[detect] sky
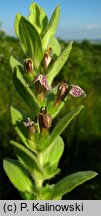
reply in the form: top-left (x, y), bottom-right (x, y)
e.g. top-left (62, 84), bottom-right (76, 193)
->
top-left (0, 0), bottom-right (101, 40)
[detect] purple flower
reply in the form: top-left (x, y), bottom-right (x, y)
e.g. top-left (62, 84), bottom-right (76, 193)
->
top-left (69, 85), bottom-right (86, 98)
top-left (27, 74), bottom-right (52, 90)
top-left (23, 118), bottom-right (36, 135)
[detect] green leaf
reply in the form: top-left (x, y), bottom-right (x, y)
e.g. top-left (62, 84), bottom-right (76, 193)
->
top-left (50, 171), bottom-right (98, 199)
top-left (40, 136), bottom-right (64, 167)
top-left (10, 55), bottom-right (22, 68)
top-left (11, 141), bottom-right (44, 175)
top-left (10, 63), bottom-right (39, 113)
top-left (47, 41), bottom-right (73, 84)
top-left (14, 13), bottom-right (21, 38)
top-left (42, 5), bottom-right (60, 50)
top-left (19, 16), bottom-right (43, 69)
top-left (10, 106), bottom-right (29, 147)
top-left (46, 105), bottom-right (84, 147)
top-left (3, 159), bottom-right (34, 193)
top-left (28, 3), bottom-right (48, 35)
top-left (38, 136), bottom-right (64, 180)
top-left (47, 37), bottom-right (61, 56)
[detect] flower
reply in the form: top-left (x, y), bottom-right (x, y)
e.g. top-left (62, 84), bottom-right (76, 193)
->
top-left (43, 47), bottom-right (53, 70)
top-left (24, 58), bottom-right (33, 73)
top-left (69, 85), bottom-right (86, 98)
top-left (57, 82), bottom-right (69, 101)
top-left (39, 107), bottom-right (52, 130)
top-left (23, 117), bottom-right (36, 136)
top-left (23, 117), bottom-right (34, 127)
top-left (54, 82), bottom-right (70, 106)
top-left (27, 74), bottom-right (52, 90)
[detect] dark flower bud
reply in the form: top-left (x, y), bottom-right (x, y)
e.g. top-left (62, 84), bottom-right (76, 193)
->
top-left (42, 113), bottom-right (52, 129)
top-left (39, 107), bottom-right (52, 131)
top-left (24, 58), bottom-right (33, 73)
top-left (57, 82), bottom-right (69, 101)
top-left (43, 47), bottom-right (53, 70)
top-left (54, 82), bottom-right (69, 106)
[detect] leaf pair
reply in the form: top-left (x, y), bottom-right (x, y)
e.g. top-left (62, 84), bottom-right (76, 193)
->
top-left (4, 157), bottom-right (97, 200)
top-left (27, 3), bottom-right (60, 52)
top-left (14, 3), bottom-right (60, 71)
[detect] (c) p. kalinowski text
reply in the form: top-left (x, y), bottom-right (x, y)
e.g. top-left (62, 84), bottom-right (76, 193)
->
top-left (32, 202), bottom-right (84, 211)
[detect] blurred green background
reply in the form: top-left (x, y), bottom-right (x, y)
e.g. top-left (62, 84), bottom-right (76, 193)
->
top-left (0, 30), bottom-right (101, 199)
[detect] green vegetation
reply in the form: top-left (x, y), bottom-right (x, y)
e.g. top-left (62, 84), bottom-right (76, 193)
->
top-left (0, 31), bottom-right (101, 199)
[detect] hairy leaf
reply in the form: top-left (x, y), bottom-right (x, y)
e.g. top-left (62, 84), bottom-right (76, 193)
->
top-left (28, 3), bottom-right (48, 35)
top-left (42, 5), bottom-right (60, 50)
top-left (46, 105), bottom-right (84, 147)
top-left (39, 136), bottom-right (64, 167)
top-left (3, 159), bottom-right (34, 193)
top-left (11, 141), bottom-right (44, 175)
top-left (50, 171), bottom-right (98, 199)
top-left (19, 16), bottom-right (43, 69)
top-left (47, 41), bottom-right (73, 84)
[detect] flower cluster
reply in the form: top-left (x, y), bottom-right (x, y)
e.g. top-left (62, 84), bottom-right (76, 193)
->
top-left (23, 50), bottom-right (86, 137)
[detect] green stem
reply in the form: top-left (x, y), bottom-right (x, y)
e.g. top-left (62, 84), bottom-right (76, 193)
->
top-left (35, 178), bottom-right (43, 188)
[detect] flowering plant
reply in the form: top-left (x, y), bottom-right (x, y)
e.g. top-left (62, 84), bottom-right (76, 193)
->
top-left (3, 2), bottom-right (97, 200)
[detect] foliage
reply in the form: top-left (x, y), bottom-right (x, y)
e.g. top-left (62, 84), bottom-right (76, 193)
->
top-left (1, 3), bottom-right (97, 200)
